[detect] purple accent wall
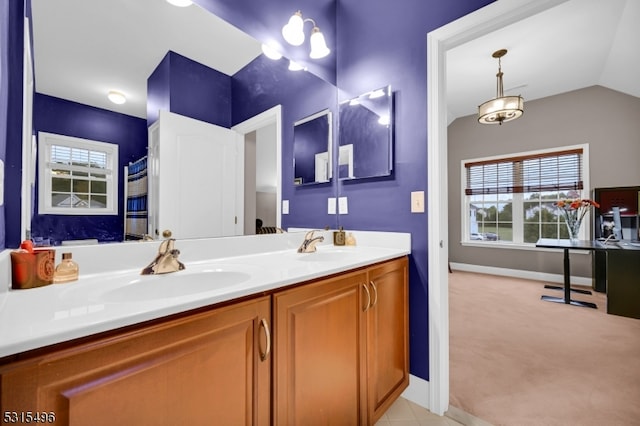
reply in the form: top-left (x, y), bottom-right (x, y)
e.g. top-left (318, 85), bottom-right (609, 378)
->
top-left (336, 0), bottom-right (494, 380)
top-left (148, 51), bottom-right (232, 128)
top-left (147, 54), bottom-right (171, 127)
top-left (0, 0), bottom-right (10, 249)
top-left (232, 54), bottom-right (338, 230)
top-left (3, 0), bottom-right (26, 249)
top-left (31, 94), bottom-right (148, 244)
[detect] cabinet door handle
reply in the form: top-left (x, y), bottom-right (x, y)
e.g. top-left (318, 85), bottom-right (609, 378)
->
top-left (370, 281), bottom-right (378, 308)
top-left (362, 283), bottom-right (371, 312)
top-left (259, 318), bottom-right (271, 361)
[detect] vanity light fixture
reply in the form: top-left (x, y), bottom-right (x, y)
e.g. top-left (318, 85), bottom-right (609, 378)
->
top-left (478, 49), bottom-right (524, 125)
top-left (107, 90), bottom-right (126, 105)
top-left (165, 0), bottom-right (192, 7)
top-left (282, 11), bottom-right (331, 59)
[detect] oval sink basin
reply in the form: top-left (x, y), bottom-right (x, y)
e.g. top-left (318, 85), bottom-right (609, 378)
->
top-left (94, 269), bottom-right (251, 303)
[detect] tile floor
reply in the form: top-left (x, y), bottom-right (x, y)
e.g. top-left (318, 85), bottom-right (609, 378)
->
top-left (375, 398), bottom-right (464, 426)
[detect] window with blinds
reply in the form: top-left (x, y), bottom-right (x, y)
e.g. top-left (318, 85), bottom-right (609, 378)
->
top-left (38, 132), bottom-right (118, 215)
top-left (462, 146), bottom-right (588, 244)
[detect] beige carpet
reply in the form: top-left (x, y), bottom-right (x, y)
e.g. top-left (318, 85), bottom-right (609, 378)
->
top-left (449, 271), bottom-right (640, 426)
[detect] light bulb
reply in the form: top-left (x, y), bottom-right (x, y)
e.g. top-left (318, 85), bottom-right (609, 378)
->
top-left (309, 27), bottom-right (330, 59)
top-left (282, 11), bottom-right (305, 46)
top-left (288, 60), bottom-right (305, 71)
top-left (108, 90), bottom-right (126, 105)
top-left (261, 43), bottom-right (282, 60)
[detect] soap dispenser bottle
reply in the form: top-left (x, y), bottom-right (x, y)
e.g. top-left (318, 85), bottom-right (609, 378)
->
top-left (54, 252), bottom-right (79, 283)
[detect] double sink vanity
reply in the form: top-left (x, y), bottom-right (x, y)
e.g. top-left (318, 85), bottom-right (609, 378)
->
top-left (0, 230), bottom-right (410, 425)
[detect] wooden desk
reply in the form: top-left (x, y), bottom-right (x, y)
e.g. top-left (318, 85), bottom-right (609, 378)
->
top-left (535, 239), bottom-right (604, 309)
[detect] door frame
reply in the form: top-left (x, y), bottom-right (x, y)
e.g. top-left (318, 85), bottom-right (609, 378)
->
top-left (232, 105), bottom-right (283, 228)
top-left (426, 0), bottom-right (567, 415)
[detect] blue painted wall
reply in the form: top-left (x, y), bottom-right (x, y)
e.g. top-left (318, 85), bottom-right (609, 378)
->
top-left (148, 51), bottom-right (232, 128)
top-left (4, 0), bottom-right (26, 249)
top-left (0, 0), bottom-right (10, 249)
top-left (30, 94), bottom-right (148, 244)
top-left (335, 0), bottom-right (494, 380)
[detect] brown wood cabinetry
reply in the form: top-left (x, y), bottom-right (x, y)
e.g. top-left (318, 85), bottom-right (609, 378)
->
top-left (0, 257), bottom-right (408, 425)
top-left (366, 258), bottom-right (410, 423)
top-left (0, 296), bottom-right (272, 426)
top-left (273, 257), bottom-right (409, 425)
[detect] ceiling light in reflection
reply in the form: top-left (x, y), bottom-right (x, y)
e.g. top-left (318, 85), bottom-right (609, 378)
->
top-left (107, 90), bottom-right (127, 105)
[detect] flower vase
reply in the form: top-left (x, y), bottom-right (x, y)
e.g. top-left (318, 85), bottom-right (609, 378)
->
top-left (566, 219), bottom-right (582, 243)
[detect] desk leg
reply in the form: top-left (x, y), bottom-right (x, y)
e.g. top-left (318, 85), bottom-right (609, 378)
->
top-left (541, 247), bottom-right (597, 309)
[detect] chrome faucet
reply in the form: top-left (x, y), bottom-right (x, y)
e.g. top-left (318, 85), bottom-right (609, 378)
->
top-left (297, 230), bottom-right (325, 253)
top-left (141, 238), bottom-right (185, 275)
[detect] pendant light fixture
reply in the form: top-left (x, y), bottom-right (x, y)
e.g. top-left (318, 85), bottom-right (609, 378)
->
top-left (281, 11), bottom-right (331, 59)
top-left (478, 49), bottom-right (524, 125)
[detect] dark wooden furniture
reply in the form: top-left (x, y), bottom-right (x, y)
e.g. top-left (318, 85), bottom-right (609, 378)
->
top-left (592, 186), bottom-right (640, 292)
top-left (606, 245), bottom-right (640, 319)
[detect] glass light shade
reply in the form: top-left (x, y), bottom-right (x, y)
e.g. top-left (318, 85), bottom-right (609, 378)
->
top-left (478, 95), bottom-right (523, 124)
top-left (282, 12), bottom-right (305, 46)
top-left (309, 28), bottom-right (330, 59)
top-left (107, 90), bottom-right (126, 105)
top-left (261, 43), bottom-right (282, 60)
top-left (166, 0), bottom-right (192, 7)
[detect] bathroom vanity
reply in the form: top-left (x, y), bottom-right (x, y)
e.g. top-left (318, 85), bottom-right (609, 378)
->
top-left (0, 231), bottom-right (410, 425)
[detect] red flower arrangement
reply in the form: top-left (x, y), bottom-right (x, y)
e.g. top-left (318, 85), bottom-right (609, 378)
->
top-left (555, 198), bottom-right (600, 240)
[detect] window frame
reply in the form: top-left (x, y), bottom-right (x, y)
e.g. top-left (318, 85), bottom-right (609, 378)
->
top-left (38, 132), bottom-right (119, 215)
top-left (460, 143), bottom-right (590, 248)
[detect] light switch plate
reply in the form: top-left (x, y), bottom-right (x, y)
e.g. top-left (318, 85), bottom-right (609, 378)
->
top-left (282, 199), bottom-right (289, 214)
top-left (338, 197), bottom-right (348, 214)
top-left (328, 197), bottom-right (337, 215)
top-left (411, 191), bottom-right (424, 213)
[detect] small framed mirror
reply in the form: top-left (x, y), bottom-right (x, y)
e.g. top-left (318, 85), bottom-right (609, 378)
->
top-left (293, 109), bottom-right (333, 186)
top-left (338, 85), bottom-right (393, 180)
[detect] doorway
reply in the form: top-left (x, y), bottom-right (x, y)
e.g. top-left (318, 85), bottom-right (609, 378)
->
top-left (232, 105), bottom-right (282, 235)
top-left (426, 0), bottom-right (566, 415)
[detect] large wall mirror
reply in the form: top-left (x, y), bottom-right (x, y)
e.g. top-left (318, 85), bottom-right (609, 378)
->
top-left (293, 109), bottom-right (333, 186)
top-left (338, 85), bottom-right (393, 180)
top-left (25, 0), bottom-right (339, 244)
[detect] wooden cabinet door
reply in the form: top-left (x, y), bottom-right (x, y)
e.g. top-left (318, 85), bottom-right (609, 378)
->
top-left (273, 271), bottom-right (368, 425)
top-left (0, 296), bottom-right (271, 426)
top-left (366, 257), bottom-right (409, 423)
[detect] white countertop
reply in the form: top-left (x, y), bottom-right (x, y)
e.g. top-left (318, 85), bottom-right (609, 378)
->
top-left (0, 230), bottom-right (410, 359)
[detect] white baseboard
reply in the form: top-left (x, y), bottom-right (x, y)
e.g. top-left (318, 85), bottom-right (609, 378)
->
top-left (449, 262), bottom-right (593, 287)
top-left (401, 374), bottom-right (430, 410)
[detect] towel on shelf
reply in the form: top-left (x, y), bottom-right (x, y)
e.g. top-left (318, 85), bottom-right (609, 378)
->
top-left (124, 156), bottom-right (148, 240)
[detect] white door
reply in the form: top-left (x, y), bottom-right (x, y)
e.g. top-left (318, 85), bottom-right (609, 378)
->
top-left (149, 110), bottom-right (241, 240)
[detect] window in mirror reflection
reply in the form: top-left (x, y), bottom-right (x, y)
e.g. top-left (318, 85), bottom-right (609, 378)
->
top-left (339, 85), bottom-right (393, 180)
top-left (293, 109), bottom-right (333, 186)
top-left (38, 132), bottom-right (118, 215)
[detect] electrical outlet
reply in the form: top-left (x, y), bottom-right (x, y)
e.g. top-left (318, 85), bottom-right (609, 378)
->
top-left (282, 199), bottom-right (289, 214)
top-left (338, 197), bottom-right (348, 214)
top-left (411, 191), bottom-right (424, 213)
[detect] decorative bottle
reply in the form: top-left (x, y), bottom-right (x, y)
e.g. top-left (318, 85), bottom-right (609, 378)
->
top-left (54, 252), bottom-right (79, 283)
